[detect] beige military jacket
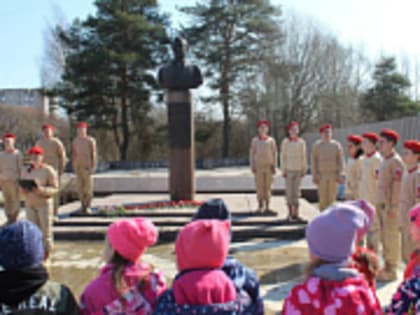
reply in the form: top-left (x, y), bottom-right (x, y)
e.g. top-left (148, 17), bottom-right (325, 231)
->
top-left (377, 151), bottom-right (405, 206)
top-left (72, 136), bottom-right (97, 171)
top-left (280, 137), bottom-right (307, 174)
top-left (36, 137), bottom-right (67, 174)
top-left (311, 139), bottom-right (344, 179)
top-left (21, 164), bottom-right (58, 208)
top-left (358, 151), bottom-right (382, 206)
top-left (0, 150), bottom-right (23, 182)
top-left (250, 136), bottom-right (277, 169)
top-left (399, 165), bottom-right (420, 226)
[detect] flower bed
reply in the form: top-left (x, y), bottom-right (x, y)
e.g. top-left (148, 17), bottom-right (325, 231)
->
top-left (95, 200), bottom-right (204, 216)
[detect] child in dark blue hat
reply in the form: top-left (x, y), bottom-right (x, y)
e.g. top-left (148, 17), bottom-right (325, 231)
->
top-left (0, 220), bottom-right (79, 314)
top-left (192, 198), bottom-right (264, 315)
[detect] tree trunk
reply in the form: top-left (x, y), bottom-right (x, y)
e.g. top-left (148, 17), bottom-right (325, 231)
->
top-left (120, 98), bottom-right (129, 160)
top-left (120, 67), bottom-right (130, 160)
top-left (222, 79), bottom-right (230, 158)
top-left (221, 40), bottom-right (231, 158)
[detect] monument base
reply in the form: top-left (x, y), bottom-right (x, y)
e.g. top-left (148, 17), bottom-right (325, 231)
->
top-left (167, 90), bottom-right (195, 201)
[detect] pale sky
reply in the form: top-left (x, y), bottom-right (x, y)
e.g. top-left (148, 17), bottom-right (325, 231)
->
top-left (0, 0), bottom-right (419, 88)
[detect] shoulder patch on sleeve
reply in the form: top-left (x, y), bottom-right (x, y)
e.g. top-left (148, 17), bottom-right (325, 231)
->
top-left (394, 167), bottom-right (402, 181)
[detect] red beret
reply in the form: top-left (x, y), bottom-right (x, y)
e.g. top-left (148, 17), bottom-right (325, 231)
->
top-left (347, 135), bottom-right (363, 145)
top-left (404, 140), bottom-right (420, 154)
top-left (42, 124), bottom-right (55, 130)
top-left (28, 146), bottom-right (44, 156)
top-left (380, 129), bottom-right (400, 142)
top-left (256, 120), bottom-right (270, 128)
top-left (2, 133), bottom-right (16, 140)
top-left (319, 124), bottom-right (332, 133)
top-left (362, 132), bottom-right (380, 144)
top-left (287, 121), bottom-right (299, 131)
top-left (77, 122), bottom-right (88, 129)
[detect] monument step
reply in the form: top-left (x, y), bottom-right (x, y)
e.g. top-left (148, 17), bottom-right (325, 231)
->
top-left (53, 224), bottom-right (305, 242)
top-left (67, 209), bottom-right (270, 218)
top-left (56, 215), bottom-right (305, 227)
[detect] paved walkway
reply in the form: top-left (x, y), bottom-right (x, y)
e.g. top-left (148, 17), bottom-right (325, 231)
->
top-left (58, 167), bottom-right (317, 194)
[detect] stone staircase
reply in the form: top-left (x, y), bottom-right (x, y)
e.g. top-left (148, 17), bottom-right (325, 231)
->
top-left (52, 194), bottom-right (319, 242)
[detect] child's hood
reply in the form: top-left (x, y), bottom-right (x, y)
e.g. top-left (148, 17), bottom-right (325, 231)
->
top-left (175, 220), bottom-right (231, 271)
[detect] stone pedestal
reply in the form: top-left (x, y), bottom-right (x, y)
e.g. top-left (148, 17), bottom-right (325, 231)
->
top-left (167, 90), bottom-right (195, 201)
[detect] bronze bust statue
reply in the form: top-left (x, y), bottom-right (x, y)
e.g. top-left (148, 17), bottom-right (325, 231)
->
top-left (158, 37), bottom-right (203, 90)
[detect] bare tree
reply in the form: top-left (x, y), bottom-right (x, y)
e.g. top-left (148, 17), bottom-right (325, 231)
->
top-left (40, 6), bottom-right (68, 91)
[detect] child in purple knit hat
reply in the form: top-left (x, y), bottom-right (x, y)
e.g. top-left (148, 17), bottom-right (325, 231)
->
top-left (281, 202), bottom-right (383, 315)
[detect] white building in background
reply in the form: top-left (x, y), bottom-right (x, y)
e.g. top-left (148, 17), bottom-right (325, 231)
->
top-left (0, 88), bottom-right (50, 115)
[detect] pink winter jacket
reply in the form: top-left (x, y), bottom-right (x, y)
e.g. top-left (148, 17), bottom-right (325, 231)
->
top-left (173, 270), bottom-right (237, 305)
top-left (80, 262), bottom-right (167, 315)
top-left (282, 275), bottom-right (383, 315)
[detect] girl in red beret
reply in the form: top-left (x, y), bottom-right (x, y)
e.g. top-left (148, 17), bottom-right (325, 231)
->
top-left (249, 120), bottom-right (277, 213)
top-left (345, 135), bottom-right (364, 200)
top-left (280, 121), bottom-right (307, 221)
top-left (20, 146), bottom-right (58, 258)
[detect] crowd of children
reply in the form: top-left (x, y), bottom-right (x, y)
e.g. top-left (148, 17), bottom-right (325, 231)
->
top-left (0, 198), bottom-right (420, 314)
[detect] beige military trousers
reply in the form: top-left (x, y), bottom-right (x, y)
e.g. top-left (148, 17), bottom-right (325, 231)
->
top-left (26, 203), bottom-right (53, 252)
top-left (1, 180), bottom-right (20, 221)
top-left (76, 167), bottom-right (93, 208)
top-left (318, 173), bottom-right (337, 211)
top-left (367, 203), bottom-right (401, 270)
top-left (285, 170), bottom-right (302, 207)
top-left (255, 166), bottom-right (274, 202)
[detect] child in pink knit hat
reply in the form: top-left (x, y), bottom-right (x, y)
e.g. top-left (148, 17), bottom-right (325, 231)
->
top-left (154, 220), bottom-right (241, 315)
top-left (80, 217), bottom-right (167, 315)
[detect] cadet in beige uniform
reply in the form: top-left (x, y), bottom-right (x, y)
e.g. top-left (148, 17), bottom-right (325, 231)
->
top-left (250, 120), bottom-right (277, 213)
top-left (36, 124), bottom-right (67, 217)
top-left (311, 124), bottom-right (344, 211)
top-left (72, 122), bottom-right (97, 213)
top-left (376, 129), bottom-right (404, 281)
top-left (345, 134), bottom-right (363, 200)
top-left (0, 133), bottom-right (23, 223)
top-left (359, 132), bottom-right (382, 248)
top-left (280, 121), bottom-right (307, 220)
top-left (20, 146), bottom-right (58, 255)
top-left (400, 140), bottom-right (420, 263)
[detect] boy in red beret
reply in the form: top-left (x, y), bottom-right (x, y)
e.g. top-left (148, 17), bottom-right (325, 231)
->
top-left (345, 134), bottom-right (363, 200)
top-left (400, 140), bottom-right (420, 263)
top-left (72, 122), bottom-right (97, 214)
top-left (36, 124), bottom-right (67, 217)
top-left (280, 121), bottom-right (307, 221)
top-left (375, 129), bottom-right (405, 281)
top-left (311, 124), bottom-right (345, 211)
top-left (0, 133), bottom-right (23, 223)
top-left (249, 120), bottom-right (277, 213)
top-left (358, 132), bottom-right (382, 247)
top-left (20, 146), bottom-right (58, 258)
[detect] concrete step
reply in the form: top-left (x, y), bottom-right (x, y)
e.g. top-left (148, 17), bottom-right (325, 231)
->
top-left (53, 224), bottom-right (306, 242)
top-left (67, 209), bottom-right (263, 218)
top-left (56, 215), bottom-right (304, 227)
